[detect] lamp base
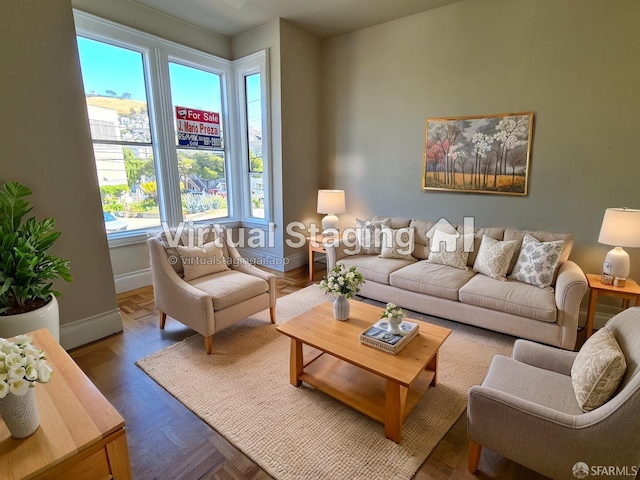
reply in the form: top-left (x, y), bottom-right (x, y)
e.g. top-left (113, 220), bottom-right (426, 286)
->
top-left (603, 246), bottom-right (630, 278)
top-left (321, 214), bottom-right (339, 234)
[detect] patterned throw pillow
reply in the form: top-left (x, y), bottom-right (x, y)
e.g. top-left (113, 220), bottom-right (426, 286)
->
top-left (472, 235), bottom-right (518, 281)
top-left (176, 241), bottom-right (229, 281)
top-left (509, 233), bottom-right (564, 290)
top-left (427, 229), bottom-right (471, 270)
top-left (571, 328), bottom-right (627, 412)
top-left (378, 227), bottom-right (416, 261)
top-left (355, 218), bottom-right (390, 255)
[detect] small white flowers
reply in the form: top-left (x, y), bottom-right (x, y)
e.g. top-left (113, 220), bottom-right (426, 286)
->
top-left (0, 336), bottom-right (53, 398)
top-left (381, 302), bottom-right (406, 320)
top-left (319, 264), bottom-right (364, 299)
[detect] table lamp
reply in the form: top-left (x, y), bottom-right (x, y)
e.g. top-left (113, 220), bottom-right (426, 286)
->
top-left (598, 207), bottom-right (640, 279)
top-left (317, 190), bottom-right (346, 233)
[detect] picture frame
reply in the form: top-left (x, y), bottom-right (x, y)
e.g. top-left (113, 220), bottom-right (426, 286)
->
top-left (422, 112), bottom-right (534, 195)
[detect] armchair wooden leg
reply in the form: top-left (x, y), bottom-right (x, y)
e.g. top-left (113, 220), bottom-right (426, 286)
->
top-left (270, 306), bottom-right (276, 324)
top-left (468, 440), bottom-right (482, 473)
top-left (159, 311), bottom-right (167, 329)
top-left (204, 335), bottom-right (213, 355)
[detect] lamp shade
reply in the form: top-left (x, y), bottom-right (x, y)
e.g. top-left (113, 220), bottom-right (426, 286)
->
top-left (598, 208), bottom-right (640, 247)
top-left (317, 190), bottom-right (346, 214)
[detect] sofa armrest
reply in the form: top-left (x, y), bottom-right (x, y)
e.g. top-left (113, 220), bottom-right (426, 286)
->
top-left (326, 232), bottom-right (357, 271)
top-left (554, 261), bottom-right (588, 350)
top-left (512, 339), bottom-right (578, 376)
top-left (147, 237), bottom-right (215, 335)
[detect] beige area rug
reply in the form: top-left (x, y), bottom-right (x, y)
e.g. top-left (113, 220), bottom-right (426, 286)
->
top-left (137, 286), bottom-right (514, 480)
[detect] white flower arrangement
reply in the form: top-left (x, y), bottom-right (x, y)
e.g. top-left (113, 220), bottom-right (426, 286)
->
top-left (0, 335), bottom-right (53, 398)
top-left (380, 303), bottom-right (406, 320)
top-left (319, 264), bottom-right (364, 299)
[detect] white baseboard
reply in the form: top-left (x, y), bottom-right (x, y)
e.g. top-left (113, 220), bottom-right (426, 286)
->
top-left (60, 308), bottom-right (123, 350)
top-left (114, 268), bottom-right (152, 294)
top-left (237, 248), bottom-right (307, 273)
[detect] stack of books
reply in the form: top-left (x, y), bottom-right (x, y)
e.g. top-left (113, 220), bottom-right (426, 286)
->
top-left (359, 319), bottom-right (419, 354)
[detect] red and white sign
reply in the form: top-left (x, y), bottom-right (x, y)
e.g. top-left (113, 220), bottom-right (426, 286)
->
top-left (175, 106), bottom-right (221, 148)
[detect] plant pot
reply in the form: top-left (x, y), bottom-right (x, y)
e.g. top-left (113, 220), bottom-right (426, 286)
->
top-left (333, 295), bottom-right (350, 321)
top-left (0, 295), bottom-right (59, 342)
top-left (0, 388), bottom-right (40, 438)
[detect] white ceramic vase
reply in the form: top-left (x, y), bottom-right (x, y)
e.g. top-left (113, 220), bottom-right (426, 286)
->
top-left (333, 295), bottom-right (350, 321)
top-left (387, 316), bottom-right (402, 335)
top-left (0, 388), bottom-right (40, 438)
top-left (0, 295), bottom-right (59, 342)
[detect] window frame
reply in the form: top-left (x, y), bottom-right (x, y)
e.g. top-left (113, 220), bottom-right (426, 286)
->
top-left (74, 10), bottom-right (271, 247)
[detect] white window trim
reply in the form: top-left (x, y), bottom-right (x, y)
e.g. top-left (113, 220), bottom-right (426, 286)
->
top-left (73, 11), bottom-right (271, 248)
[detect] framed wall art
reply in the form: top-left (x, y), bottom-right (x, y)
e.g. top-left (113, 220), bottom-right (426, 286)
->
top-left (422, 112), bottom-right (534, 195)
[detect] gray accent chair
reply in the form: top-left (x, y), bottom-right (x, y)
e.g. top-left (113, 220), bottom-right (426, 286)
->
top-left (467, 307), bottom-right (640, 480)
top-left (148, 226), bottom-right (276, 354)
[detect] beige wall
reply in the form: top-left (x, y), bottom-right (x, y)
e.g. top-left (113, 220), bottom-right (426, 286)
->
top-left (0, 0), bottom-right (118, 325)
top-left (279, 20), bottom-right (322, 257)
top-left (321, 0), bottom-right (640, 282)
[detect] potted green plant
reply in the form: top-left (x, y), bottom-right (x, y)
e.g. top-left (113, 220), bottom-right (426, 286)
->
top-left (0, 182), bottom-right (72, 341)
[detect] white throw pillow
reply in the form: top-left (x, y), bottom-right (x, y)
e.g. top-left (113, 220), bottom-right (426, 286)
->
top-left (177, 241), bottom-right (229, 281)
top-left (472, 235), bottom-right (518, 281)
top-left (571, 328), bottom-right (627, 412)
top-left (378, 227), bottom-right (416, 261)
top-left (427, 229), bottom-right (471, 270)
top-left (509, 233), bottom-right (564, 290)
top-left (355, 218), bottom-right (390, 255)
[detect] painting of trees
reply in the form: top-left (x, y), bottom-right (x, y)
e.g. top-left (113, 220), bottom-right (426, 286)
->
top-left (423, 112), bottom-right (533, 195)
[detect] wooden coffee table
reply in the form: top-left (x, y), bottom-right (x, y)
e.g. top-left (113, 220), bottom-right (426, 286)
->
top-left (276, 301), bottom-right (451, 443)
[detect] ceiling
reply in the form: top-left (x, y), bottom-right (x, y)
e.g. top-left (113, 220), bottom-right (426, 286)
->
top-left (132, 0), bottom-right (464, 39)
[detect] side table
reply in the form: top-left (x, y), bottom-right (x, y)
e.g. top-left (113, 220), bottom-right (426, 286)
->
top-left (307, 234), bottom-right (341, 282)
top-left (0, 328), bottom-right (132, 480)
top-left (585, 274), bottom-right (640, 337)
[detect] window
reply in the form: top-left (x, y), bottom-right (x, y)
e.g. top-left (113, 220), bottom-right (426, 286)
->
top-left (74, 11), bottom-right (269, 244)
top-left (235, 53), bottom-right (269, 222)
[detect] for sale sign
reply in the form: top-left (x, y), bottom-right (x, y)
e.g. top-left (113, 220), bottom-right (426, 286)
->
top-left (175, 106), bottom-right (221, 148)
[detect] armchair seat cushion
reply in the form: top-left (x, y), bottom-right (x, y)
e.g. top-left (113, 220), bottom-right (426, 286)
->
top-left (459, 275), bottom-right (557, 322)
top-left (189, 270), bottom-right (268, 311)
top-left (483, 355), bottom-right (583, 415)
top-left (389, 261), bottom-right (476, 301)
top-left (338, 255), bottom-right (413, 285)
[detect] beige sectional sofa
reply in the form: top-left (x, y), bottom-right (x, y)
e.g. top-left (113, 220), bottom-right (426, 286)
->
top-left (326, 217), bottom-right (588, 350)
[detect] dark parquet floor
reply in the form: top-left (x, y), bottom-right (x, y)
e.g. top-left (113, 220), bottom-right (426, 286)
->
top-left (70, 261), bottom-right (583, 479)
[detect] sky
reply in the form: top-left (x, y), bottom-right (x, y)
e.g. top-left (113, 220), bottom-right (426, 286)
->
top-left (76, 36), bottom-right (259, 119)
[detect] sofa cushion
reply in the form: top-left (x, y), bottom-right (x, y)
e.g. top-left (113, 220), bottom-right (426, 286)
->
top-left (374, 216), bottom-right (411, 229)
top-left (459, 275), bottom-right (557, 322)
top-left (467, 227), bottom-right (505, 266)
top-left (189, 270), bottom-right (268, 311)
top-left (379, 227), bottom-right (416, 260)
top-left (472, 235), bottom-right (517, 281)
top-left (154, 224), bottom-right (220, 274)
top-left (571, 328), bottom-right (627, 412)
top-left (483, 355), bottom-right (582, 415)
top-left (509, 233), bottom-right (565, 290)
top-left (355, 218), bottom-right (390, 255)
top-left (504, 229), bottom-right (573, 275)
top-left (177, 241), bottom-right (229, 281)
top-left (427, 229), bottom-right (473, 270)
top-left (390, 261), bottom-right (477, 301)
top-left (408, 219), bottom-right (435, 260)
top-left (338, 255), bottom-right (413, 285)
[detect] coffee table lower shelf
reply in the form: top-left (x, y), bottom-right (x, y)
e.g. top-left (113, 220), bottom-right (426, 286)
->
top-left (297, 349), bottom-right (436, 442)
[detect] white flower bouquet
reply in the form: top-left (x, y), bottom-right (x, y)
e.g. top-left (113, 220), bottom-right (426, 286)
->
top-left (0, 335), bottom-right (53, 398)
top-left (319, 264), bottom-right (364, 299)
top-left (381, 303), bottom-right (406, 320)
